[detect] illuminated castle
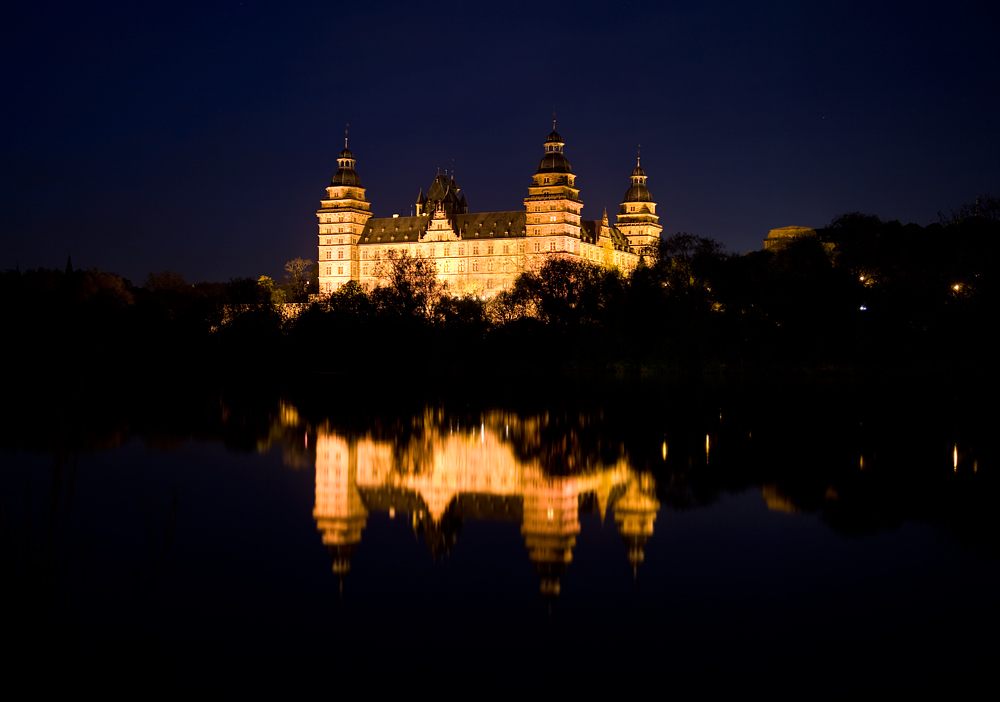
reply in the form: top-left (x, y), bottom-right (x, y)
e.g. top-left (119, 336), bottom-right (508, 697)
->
top-left (315, 128), bottom-right (663, 296)
top-left (312, 410), bottom-right (660, 598)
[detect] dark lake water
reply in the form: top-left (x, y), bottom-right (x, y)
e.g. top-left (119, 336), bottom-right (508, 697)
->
top-left (2, 376), bottom-right (997, 697)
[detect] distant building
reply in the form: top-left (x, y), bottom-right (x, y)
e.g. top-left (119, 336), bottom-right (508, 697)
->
top-left (763, 226), bottom-right (818, 250)
top-left (315, 129), bottom-right (663, 297)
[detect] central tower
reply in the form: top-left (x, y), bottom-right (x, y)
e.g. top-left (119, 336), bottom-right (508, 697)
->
top-left (524, 128), bottom-right (582, 247)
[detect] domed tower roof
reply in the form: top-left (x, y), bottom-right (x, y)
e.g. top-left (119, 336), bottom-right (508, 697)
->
top-left (536, 127), bottom-right (573, 174)
top-left (331, 137), bottom-right (361, 187)
top-left (622, 156), bottom-right (652, 203)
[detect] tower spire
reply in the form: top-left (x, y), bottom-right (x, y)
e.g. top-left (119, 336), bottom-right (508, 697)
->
top-left (345, 122), bottom-right (349, 149)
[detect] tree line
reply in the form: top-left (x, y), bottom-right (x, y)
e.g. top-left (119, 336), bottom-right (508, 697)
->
top-left (4, 197), bottom-right (997, 379)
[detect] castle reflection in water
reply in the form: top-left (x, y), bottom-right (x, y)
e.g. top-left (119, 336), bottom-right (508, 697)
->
top-left (311, 408), bottom-right (659, 598)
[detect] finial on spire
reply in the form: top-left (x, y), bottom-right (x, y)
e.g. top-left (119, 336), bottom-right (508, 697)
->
top-left (344, 122), bottom-right (349, 148)
top-left (552, 108), bottom-right (556, 131)
top-left (637, 143), bottom-right (641, 166)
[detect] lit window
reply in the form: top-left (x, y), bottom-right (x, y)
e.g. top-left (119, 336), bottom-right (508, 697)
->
top-left (473, 260), bottom-right (479, 272)
top-left (444, 245), bottom-right (450, 256)
top-left (325, 250), bottom-right (331, 260)
top-left (337, 266), bottom-right (343, 275)
top-left (459, 260), bottom-right (465, 273)
top-left (362, 265), bottom-right (369, 275)
top-left (550, 241), bottom-right (556, 251)
top-left (459, 244), bottom-right (465, 255)
top-left (325, 266), bottom-right (331, 275)
top-left (338, 250), bottom-right (344, 259)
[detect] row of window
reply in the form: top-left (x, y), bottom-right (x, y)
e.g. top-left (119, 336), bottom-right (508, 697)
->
top-left (355, 239), bottom-right (568, 260)
top-left (319, 249), bottom-right (634, 284)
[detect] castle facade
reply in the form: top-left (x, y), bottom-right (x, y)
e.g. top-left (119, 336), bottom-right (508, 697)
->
top-left (316, 129), bottom-right (663, 297)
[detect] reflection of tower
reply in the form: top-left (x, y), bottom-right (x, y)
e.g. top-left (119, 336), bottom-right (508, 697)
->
top-left (313, 433), bottom-right (368, 584)
top-left (522, 474), bottom-right (581, 599)
top-left (612, 472), bottom-right (659, 576)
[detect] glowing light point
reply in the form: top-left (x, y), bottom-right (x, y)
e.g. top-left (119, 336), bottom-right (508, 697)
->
top-left (954, 445), bottom-right (958, 471)
top-left (662, 441), bottom-right (668, 461)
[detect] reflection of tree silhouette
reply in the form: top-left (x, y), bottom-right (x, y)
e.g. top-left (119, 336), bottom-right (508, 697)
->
top-left (413, 500), bottom-right (463, 559)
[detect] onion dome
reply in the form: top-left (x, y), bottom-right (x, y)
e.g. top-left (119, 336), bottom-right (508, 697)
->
top-left (623, 182), bottom-right (652, 202)
top-left (537, 151), bottom-right (573, 173)
top-left (331, 167), bottom-right (362, 186)
top-left (331, 142), bottom-right (361, 186)
top-left (622, 158), bottom-right (651, 202)
top-left (536, 129), bottom-right (573, 174)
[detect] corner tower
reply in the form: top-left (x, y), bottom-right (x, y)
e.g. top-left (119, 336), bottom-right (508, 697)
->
top-left (317, 138), bottom-right (372, 294)
top-left (616, 157), bottom-right (662, 258)
top-left (524, 127), bottom-right (582, 252)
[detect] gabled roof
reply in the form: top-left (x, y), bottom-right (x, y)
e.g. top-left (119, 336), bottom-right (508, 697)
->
top-left (581, 220), bottom-right (632, 251)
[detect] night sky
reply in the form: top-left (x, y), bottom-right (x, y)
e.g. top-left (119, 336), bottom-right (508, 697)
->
top-left (2, 1), bottom-right (997, 284)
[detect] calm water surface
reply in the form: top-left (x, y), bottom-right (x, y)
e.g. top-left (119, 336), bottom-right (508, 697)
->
top-left (2, 379), bottom-right (997, 696)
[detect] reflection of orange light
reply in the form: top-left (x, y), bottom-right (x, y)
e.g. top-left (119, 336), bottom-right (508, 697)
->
top-left (860, 455), bottom-right (864, 470)
top-left (954, 445), bottom-right (958, 471)
top-left (953, 284), bottom-right (961, 291)
top-left (547, 508), bottom-right (554, 520)
top-left (705, 434), bottom-right (710, 462)
top-left (662, 441), bottom-right (667, 461)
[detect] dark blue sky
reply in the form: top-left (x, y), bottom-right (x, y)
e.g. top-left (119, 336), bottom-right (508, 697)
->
top-left (2, 0), bottom-right (997, 283)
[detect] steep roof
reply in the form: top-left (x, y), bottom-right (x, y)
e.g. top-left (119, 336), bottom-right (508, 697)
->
top-left (360, 211), bottom-right (528, 243)
top-left (581, 220), bottom-right (632, 251)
